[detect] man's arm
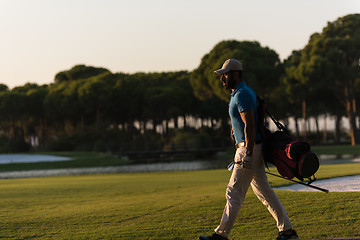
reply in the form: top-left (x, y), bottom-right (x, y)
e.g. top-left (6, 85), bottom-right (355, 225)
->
top-left (239, 109), bottom-right (255, 153)
top-left (230, 128), bottom-right (235, 141)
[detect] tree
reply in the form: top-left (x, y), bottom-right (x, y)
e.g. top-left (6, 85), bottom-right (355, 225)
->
top-left (0, 91), bottom-right (29, 151)
top-left (25, 86), bottom-right (48, 142)
top-left (281, 51), bottom-right (300, 129)
top-left (283, 50), bottom-right (327, 139)
top-left (298, 14), bottom-right (360, 145)
top-left (54, 65), bottom-right (110, 83)
top-left (0, 84), bottom-right (8, 92)
top-left (44, 80), bottom-right (82, 134)
top-left (78, 77), bottom-right (112, 127)
top-left (190, 40), bottom-right (281, 103)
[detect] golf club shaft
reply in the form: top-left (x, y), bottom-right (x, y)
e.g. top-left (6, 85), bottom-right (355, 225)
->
top-left (230, 162), bottom-right (329, 193)
top-left (264, 170), bottom-right (329, 193)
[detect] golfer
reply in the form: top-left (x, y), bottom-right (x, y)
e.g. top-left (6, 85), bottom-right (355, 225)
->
top-left (199, 59), bottom-right (299, 240)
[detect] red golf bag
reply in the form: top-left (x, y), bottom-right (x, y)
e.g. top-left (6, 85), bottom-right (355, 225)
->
top-left (257, 97), bottom-right (319, 182)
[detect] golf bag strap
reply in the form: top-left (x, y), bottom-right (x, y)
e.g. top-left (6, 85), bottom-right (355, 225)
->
top-left (256, 96), bottom-right (289, 134)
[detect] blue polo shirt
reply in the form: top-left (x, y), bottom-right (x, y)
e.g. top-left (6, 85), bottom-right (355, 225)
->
top-left (229, 81), bottom-right (261, 144)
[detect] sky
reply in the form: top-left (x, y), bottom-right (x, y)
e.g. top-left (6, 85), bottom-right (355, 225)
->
top-left (0, 0), bottom-right (359, 89)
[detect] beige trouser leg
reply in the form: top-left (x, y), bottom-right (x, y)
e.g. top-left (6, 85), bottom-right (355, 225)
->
top-left (214, 144), bottom-right (293, 238)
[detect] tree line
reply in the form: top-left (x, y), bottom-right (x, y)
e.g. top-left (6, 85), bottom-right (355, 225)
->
top-left (0, 13), bottom-right (359, 153)
top-left (0, 68), bottom-right (230, 152)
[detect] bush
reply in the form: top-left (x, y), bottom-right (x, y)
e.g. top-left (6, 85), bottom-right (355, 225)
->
top-left (44, 134), bottom-right (76, 151)
top-left (164, 127), bottom-right (230, 150)
top-left (0, 135), bottom-right (31, 153)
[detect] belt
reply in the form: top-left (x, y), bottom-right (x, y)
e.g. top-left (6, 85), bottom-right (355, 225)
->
top-left (235, 140), bottom-right (262, 149)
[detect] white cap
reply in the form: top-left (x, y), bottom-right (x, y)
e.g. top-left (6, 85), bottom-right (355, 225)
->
top-left (214, 59), bottom-right (242, 75)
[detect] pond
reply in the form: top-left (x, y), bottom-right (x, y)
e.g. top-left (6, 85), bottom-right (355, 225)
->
top-left (0, 154), bottom-right (71, 164)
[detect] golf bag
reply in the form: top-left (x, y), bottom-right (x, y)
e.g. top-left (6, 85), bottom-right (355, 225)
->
top-left (257, 97), bottom-right (319, 182)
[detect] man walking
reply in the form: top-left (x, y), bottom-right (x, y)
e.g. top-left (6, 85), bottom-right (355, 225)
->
top-left (199, 59), bottom-right (299, 240)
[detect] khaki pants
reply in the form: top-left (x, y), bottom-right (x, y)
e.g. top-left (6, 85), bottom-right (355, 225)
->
top-left (215, 144), bottom-right (293, 238)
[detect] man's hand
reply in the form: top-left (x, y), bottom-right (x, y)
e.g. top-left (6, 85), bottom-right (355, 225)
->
top-left (242, 155), bottom-right (252, 169)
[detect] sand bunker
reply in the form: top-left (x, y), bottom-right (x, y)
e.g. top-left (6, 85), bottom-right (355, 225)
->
top-left (275, 175), bottom-right (360, 192)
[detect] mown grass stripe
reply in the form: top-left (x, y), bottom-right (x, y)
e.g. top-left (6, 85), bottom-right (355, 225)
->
top-left (0, 163), bottom-right (359, 239)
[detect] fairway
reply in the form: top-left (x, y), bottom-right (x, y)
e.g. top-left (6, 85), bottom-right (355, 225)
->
top-left (0, 163), bottom-right (359, 239)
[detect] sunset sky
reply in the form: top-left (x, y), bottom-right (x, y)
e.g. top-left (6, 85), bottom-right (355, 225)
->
top-left (0, 0), bottom-right (359, 88)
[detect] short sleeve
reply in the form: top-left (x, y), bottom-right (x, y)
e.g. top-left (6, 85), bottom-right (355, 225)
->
top-left (236, 91), bottom-right (253, 113)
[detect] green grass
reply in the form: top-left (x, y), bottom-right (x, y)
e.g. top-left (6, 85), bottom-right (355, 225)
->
top-left (312, 145), bottom-right (360, 156)
top-left (0, 163), bottom-right (359, 240)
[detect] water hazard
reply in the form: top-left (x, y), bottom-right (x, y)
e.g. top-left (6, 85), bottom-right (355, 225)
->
top-left (0, 154), bottom-right (71, 164)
